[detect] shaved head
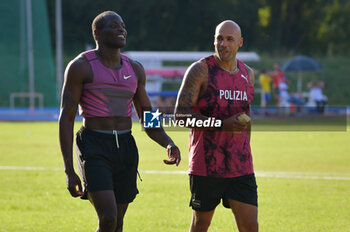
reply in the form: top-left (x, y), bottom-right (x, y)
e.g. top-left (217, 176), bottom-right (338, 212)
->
top-left (215, 20), bottom-right (241, 38)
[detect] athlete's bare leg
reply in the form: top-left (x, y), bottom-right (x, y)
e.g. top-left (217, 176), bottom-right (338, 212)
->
top-left (89, 190), bottom-right (118, 232)
top-left (189, 209), bottom-right (215, 232)
top-left (115, 203), bottom-right (129, 232)
top-left (228, 199), bottom-right (258, 232)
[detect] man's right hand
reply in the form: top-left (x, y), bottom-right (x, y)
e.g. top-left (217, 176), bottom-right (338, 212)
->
top-left (222, 113), bottom-right (249, 133)
top-left (66, 172), bottom-right (83, 197)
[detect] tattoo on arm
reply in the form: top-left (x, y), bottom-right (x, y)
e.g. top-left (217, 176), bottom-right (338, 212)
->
top-left (175, 61), bottom-right (209, 122)
top-left (177, 62), bottom-right (207, 108)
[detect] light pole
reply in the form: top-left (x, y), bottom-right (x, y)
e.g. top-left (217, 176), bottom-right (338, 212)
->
top-left (26, 0), bottom-right (35, 113)
top-left (56, 0), bottom-right (63, 105)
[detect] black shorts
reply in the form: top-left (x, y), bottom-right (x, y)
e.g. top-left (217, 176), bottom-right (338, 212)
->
top-left (75, 127), bottom-right (139, 203)
top-left (189, 174), bottom-right (257, 211)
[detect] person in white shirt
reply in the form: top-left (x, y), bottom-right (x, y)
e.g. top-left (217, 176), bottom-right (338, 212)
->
top-left (278, 81), bottom-right (290, 115)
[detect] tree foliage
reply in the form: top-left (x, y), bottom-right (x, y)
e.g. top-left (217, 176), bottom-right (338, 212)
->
top-left (46, 0), bottom-right (350, 55)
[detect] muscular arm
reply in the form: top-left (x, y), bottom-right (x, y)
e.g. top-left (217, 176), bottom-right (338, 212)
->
top-left (131, 60), bottom-right (180, 165)
top-left (174, 60), bottom-right (210, 123)
top-left (175, 60), bottom-right (247, 132)
top-left (58, 56), bottom-right (89, 196)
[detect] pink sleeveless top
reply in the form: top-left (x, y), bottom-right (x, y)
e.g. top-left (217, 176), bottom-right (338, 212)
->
top-left (189, 56), bottom-right (255, 178)
top-left (79, 50), bottom-right (137, 117)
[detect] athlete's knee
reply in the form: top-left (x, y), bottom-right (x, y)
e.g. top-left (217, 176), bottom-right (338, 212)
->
top-left (247, 221), bottom-right (258, 232)
top-left (99, 212), bottom-right (117, 230)
top-left (238, 220), bottom-right (258, 232)
top-left (191, 216), bottom-right (212, 231)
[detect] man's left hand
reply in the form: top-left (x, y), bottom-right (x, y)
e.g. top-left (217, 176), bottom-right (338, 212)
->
top-left (163, 144), bottom-right (181, 166)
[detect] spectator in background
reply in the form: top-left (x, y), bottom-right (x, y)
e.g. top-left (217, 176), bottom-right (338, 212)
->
top-left (258, 69), bottom-right (272, 114)
top-left (271, 63), bottom-right (285, 109)
top-left (278, 81), bottom-right (290, 115)
top-left (288, 92), bottom-right (306, 115)
top-left (307, 81), bottom-right (327, 113)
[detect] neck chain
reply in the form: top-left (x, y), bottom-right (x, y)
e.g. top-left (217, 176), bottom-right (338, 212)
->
top-left (215, 55), bottom-right (238, 74)
top-left (221, 60), bottom-right (238, 74)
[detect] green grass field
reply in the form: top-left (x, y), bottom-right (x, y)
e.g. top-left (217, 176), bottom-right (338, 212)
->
top-left (0, 121), bottom-right (349, 232)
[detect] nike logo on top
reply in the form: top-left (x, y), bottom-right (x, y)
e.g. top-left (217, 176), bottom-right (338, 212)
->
top-left (123, 75), bottom-right (132, 80)
top-left (241, 74), bottom-right (248, 83)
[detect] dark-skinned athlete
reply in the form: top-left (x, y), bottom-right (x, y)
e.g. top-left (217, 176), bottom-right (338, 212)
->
top-left (59, 11), bottom-right (181, 232)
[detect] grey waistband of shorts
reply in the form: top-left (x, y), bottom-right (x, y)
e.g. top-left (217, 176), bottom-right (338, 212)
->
top-left (90, 129), bottom-right (131, 135)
